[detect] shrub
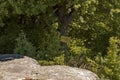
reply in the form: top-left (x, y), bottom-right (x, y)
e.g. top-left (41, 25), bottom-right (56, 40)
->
top-left (14, 30), bottom-right (36, 58)
top-left (39, 54), bottom-right (65, 65)
top-left (87, 37), bottom-right (120, 80)
top-left (39, 60), bottom-right (55, 66)
top-left (53, 54), bottom-right (64, 65)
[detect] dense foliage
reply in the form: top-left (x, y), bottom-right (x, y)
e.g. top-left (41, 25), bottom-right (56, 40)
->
top-left (0, 0), bottom-right (120, 79)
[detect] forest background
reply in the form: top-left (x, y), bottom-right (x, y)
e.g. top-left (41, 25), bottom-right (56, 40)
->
top-left (0, 0), bottom-right (120, 80)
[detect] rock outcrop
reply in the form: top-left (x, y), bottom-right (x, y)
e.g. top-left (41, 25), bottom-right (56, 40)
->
top-left (0, 54), bottom-right (100, 80)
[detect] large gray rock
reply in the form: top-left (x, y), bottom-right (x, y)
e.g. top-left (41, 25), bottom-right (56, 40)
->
top-left (0, 54), bottom-right (100, 80)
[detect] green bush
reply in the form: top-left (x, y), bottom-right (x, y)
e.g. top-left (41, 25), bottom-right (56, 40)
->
top-left (39, 60), bottom-right (55, 66)
top-left (39, 54), bottom-right (65, 65)
top-left (53, 54), bottom-right (65, 65)
top-left (14, 30), bottom-right (36, 58)
top-left (67, 38), bottom-right (90, 68)
top-left (87, 37), bottom-right (120, 80)
top-left (37, 29), bottom-right (61, 60)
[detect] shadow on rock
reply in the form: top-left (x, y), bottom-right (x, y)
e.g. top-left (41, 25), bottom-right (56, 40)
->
top-left (0, 54), bottom-right (24, 61)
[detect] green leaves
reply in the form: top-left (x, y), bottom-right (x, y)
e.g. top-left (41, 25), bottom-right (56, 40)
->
top-left (6, 0), bottom-right (48, 15)
top-left (102, 37), bottom-right (120, 79)
top-left (0, 0), bottom-right (120, 79)
top-left (0, 1), bottom-right (8, 16)
top-left (14, 30), bottom-right (36, 57)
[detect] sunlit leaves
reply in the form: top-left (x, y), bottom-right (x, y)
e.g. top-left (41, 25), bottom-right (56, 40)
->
top-left (81, 0), bottom-right (98, 14)
top-left (0, 1), bottom-right (120, 79)
top-left (111, 8), bottom-right (120, 13)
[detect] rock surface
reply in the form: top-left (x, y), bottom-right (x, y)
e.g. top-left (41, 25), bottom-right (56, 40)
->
top-left (0, 54), bottom-right (100, 80)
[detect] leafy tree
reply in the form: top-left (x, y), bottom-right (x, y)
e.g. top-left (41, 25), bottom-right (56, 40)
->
top-left (0, 0), bottom-right (98, 62)
top-left (0, 1), bottom-right (120, 79)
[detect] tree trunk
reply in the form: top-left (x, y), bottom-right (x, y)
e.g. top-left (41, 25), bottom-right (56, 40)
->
top-left (55, 3), bottom-right (74, 64)
top-left (58, 23), bottom-right (68, 64)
